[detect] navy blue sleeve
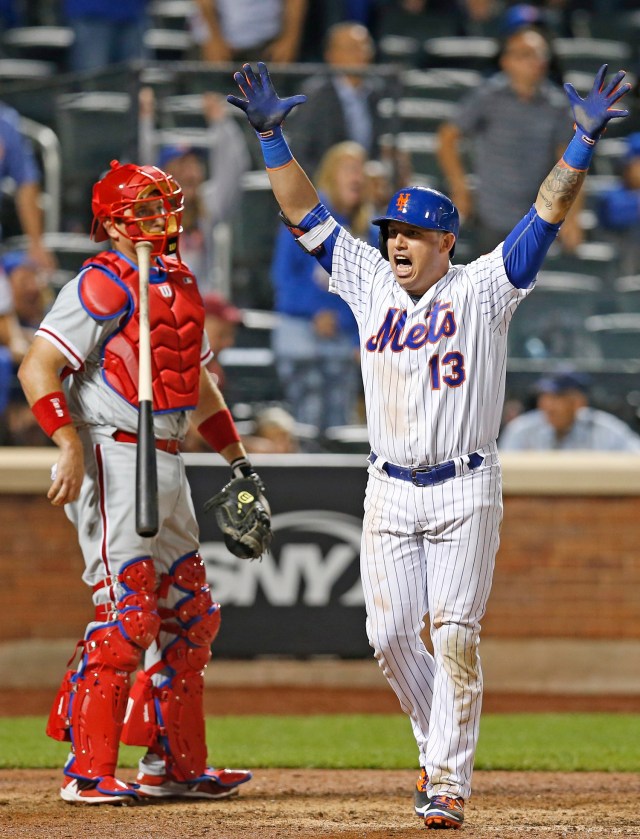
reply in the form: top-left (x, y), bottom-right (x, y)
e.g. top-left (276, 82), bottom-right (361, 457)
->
top-left (502, 207), bottom-right (562, 289)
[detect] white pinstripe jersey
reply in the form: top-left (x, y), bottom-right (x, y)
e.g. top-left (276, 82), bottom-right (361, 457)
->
top-left (36, 273), bottom-right (213, 439)
top-left (328, 227), bottom-right (535, 466)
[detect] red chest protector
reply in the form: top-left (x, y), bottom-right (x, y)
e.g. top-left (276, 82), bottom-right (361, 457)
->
top-left (79, 250), bottom-right (205, 411)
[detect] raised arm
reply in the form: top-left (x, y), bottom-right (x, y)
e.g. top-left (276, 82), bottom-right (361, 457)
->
top-left (502, 65), bottom-right (630, 289)
top-left (535, 65), bottom-right (630, 224)
top-left (227, 62), bottom-right (317, 224)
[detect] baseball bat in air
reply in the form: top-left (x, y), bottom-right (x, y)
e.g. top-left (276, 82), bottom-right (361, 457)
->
top-left (135, 240), bottom-right (159, 537)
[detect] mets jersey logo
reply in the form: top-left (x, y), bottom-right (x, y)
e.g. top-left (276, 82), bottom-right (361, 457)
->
top-left (365, 302), bottom-right (457, 352)
top-left (365, 303), bottom-right (465, 388)
top-left (395, 193), bottom-right (411, 213)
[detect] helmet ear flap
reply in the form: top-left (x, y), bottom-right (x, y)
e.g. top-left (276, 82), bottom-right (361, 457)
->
top-left (378, 225), bottom-right (389, 261)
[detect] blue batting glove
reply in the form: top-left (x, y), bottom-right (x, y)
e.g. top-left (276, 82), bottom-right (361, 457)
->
top-left (227, 62), bottom-right (306, 133)
top-left (563, 64), bottom-right (631, 139)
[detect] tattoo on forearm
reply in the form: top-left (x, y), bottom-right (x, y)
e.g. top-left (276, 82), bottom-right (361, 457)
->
top-left (538, 162), bottom-right (586, 214)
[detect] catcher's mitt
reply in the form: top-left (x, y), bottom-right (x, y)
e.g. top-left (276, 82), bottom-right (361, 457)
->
top-left (204, 475), bottom-right (272, 559)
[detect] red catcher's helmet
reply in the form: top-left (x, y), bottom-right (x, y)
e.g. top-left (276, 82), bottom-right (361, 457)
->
top-left (90, 159), bottom-right (184, 257)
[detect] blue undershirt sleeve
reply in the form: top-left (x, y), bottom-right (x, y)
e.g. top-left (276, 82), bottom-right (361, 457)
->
top-left (502, 206), bottom-right (562, 289)
top-left (287, 202), bottom-right (342, 274)
top-left (315, 226), bottom-right (341, 274)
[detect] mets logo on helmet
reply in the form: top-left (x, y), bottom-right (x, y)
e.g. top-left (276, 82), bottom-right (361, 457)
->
top-left (395, 193), bottom-right (411, 213)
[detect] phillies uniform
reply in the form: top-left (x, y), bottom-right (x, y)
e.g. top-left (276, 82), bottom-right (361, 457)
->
top-left (36, 251), bottom-right (211, 592)
top-left (37, 246), bottom-right (251, 800)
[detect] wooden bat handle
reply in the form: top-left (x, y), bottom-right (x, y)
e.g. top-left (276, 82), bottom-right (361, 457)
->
top-left (135, 240), bottom-right (158, 537)
top-left (137, 241), bottom-right (153, 403)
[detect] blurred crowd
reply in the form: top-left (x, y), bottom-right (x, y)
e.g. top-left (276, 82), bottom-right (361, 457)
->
top-left (2, 0), bottom-right (640, 449)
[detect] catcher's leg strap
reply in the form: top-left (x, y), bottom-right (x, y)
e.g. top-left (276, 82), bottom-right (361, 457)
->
top-left (92, 556), bottom-right (160, 648)
top-left (47, 558), bottom-right (161, 781)
top-left (156, 552), bottom-right (221, 651)
top-left (121, 553), bottom-right (220, 782)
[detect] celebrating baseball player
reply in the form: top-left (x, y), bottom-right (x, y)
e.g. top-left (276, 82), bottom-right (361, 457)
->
top-left (228, 63), bottom-right (630, 829)
top-left (17, 160), bottom-right (271, 804)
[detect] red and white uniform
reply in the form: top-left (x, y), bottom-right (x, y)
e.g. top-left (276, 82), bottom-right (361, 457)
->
top-left (36, 249), bottom-right (212, 590)
top-left (38, 249), bottom-right (222, 790)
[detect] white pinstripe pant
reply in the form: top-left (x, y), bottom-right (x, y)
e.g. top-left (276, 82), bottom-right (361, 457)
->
top-left (360, 455), bottom-right (502, 800)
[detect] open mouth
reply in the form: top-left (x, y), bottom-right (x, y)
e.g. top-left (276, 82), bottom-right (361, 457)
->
top-left (393, 254), bottom-right (412, 277)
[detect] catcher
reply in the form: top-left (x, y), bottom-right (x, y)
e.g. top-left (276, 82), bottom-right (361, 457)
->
top-left (17, 159), bottom-right (271, 804)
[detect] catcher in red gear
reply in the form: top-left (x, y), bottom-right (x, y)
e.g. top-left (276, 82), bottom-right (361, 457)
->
top-left (18, 159), bottom-right (271, 805)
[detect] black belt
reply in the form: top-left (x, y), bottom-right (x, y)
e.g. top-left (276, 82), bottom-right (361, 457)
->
top-left (368, 451), bottom-right (484, 487)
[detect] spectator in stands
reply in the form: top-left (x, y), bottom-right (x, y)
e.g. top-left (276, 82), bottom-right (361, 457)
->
top-left (0, 252), bottom-right (51, 444)
top-left (5, 250), bottom-right (51, 340)
top-left (500, 4), bottom-right (565, 84)
top-left (284, 21), bottom-right (410, 187)
top-left (62, 0), bottom-right (150, 72)
top-left (363, 158), bottom-right (394, 217)
top-left (0, 102), bottom-right (55, 271)
top-left (270, 141), bottom-right (369, 433)
top-left (597, 132), bottom-right (640, 276)
top-left (0, 265), bottom-right (17, 435)
top-left (456, 0), bottom-right (504, 37)
top-left (139, 89), bottom-right (250, 293)
top-left (242, 405), bottom-right (301, 453)
top-left (498, 370), bottom-right (640, 451)
top-left (192, 0), bottom-right (308, 63)
top-left (437, 25), bottom-right (583, 258)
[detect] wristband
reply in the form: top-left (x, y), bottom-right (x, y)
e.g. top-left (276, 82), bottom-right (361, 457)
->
top-left (230, 457), bottom-right (254, 479)
top-left (562, 127), bottom-right (597, 171)
top-left (31, 391), bottom-right (73, 437)
top-left (257, 125), bottom-right (294, 170)
top-left (197, 408), bottom-right (241, 451)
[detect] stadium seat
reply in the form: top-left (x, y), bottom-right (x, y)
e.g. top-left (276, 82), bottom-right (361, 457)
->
top-left (2, 232), bottom-right (103, 288)
top-left (377, 35), bottom-right (422, 67)
top-left (0, 57), bottom-right (54, 80)
top-left (148, 0), bottom-right (194, 28)
top-left (144, 29), bottom-right (193, 61)
top-left (217, 309), bottom-right (284, 408)
top-left (376, 6), bottom-right (457, 67)
top-left (230, 171), bottom-right (280, 310)
top-left (55, 91), bottom-right (134, 228)
top-left (543, 240), bottom-right (621, 283)
top-left (613, 275), bottom-right (640, 313)
top-left (592, 136), bottom-right (629, 177)
top-left (584, 313), bottom-right (640, 360)
top-left (157, 93), bottom-right (208, 130)
top-left (400, 68), bottom-right (482, 101)
top-left (423, 37), bottom-right (498, 74)
top-left (393, 132), bottom-right (442, 187)
top-left (553, 38), bottom-right (632, 75)
top-left (378, 97), bottom-right (457, 133)
top-left (509, 271), bottom-right (604, 361)
top-left (1, 26), bottom-right (73, 70)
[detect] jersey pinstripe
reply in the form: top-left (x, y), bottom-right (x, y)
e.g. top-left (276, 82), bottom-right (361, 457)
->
top-left (328, 228), bottom-right (534, 465)
top-left (322, 221), bottom-right (534, 803)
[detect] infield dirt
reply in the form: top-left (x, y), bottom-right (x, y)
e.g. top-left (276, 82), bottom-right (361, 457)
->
top-left (2, 664), bottom-right (639, 839)
top-left (1, 767), bottom-right (640, 838)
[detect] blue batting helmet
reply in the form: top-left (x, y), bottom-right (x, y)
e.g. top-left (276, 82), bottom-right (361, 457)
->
top-left (372, 186), bottom-right (459, 260)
